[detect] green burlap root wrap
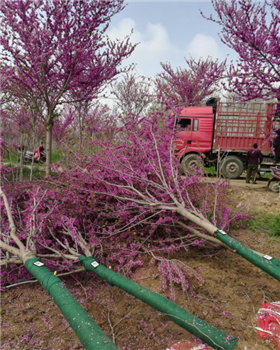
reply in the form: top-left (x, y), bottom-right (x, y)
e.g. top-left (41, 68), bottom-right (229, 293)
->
top-left (79, 255), bottom-right (238, 350)
top-left (25, 258), bottom-right (118, 350)
top-left (214, 230), bottom-right (280, 282)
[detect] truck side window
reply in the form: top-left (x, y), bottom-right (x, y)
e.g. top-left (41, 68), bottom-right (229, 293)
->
top-left (177, 118), bottom-right (191, 130)
top-left (193, 119), bottom-right (198, 131)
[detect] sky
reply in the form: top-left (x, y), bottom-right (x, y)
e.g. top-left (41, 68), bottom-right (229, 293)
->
top-left (107, 0), bottom-right (239, 78)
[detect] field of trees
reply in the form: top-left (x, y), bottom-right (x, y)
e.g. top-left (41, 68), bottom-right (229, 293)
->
top-left (1, 1), bottom-right (280, 349)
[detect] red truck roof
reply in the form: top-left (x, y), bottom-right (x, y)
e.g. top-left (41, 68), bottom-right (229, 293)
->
top-left (178, 106), bottom-right (213, 118)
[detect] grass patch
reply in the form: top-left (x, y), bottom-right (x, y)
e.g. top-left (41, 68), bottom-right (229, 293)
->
top-left (261, 172), bottom-right (272, 179)
top-left (244, 212), bottom-right (280, 237)
top-left (205, 166), bottom-right (216, 175)
top-left (4, 164), bottom-right (46, 181)
top-left (3, 148), bottom-right (62, 165)
top-left (51, 149), bottom-right (63, 163)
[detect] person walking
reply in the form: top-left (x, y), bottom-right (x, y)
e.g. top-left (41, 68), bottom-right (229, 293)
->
top-left (246, 143), bottom-right (263, 184)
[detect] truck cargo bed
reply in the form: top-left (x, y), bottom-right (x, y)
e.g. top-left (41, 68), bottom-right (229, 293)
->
top-left (213, 102), bottom-right (276, 155)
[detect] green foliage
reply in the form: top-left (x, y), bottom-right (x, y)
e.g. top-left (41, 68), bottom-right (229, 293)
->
top-left (205, 166), bottom-right (216, 175)
top-left (261, 172), bottom-right (272, 179)
top-left (2, 150), bottom-right (18, 163)
top-left (244, 212), bottom-right (280, 236)
top-left (51, 148), bottom-right (62, 163)
top-left (3, 148), bottom-right (62, 165)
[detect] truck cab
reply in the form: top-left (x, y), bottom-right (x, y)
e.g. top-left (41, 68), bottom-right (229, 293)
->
top-left (174, 106), bottom-right (214, 172)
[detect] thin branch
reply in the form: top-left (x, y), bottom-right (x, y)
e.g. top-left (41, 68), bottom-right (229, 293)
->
top-left (0, 187), bottom-right (25, 251)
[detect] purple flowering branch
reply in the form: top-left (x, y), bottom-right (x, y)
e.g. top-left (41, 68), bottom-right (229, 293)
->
top-left (204, 0), bottom-right (280, 102)
top-left (157, 57), bottom-right (226, 107)
top-left (0, 0), bottom-right (136, 173)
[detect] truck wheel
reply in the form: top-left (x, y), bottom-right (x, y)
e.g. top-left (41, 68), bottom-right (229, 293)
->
top-left (221, 156), bottom-right (244, 179)
top-left (181, 154), bottom-right (204, 174)
top-left (269, 179), bottom-right (280, 193)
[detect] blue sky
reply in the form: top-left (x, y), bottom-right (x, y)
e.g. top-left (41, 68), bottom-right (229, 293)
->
top-left (107, 1), bottom-right (239, 78)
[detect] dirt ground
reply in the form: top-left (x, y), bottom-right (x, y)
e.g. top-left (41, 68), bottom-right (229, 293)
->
top-left (227, 175), bottom-right (280, 215)
top-left (1, 178), bottom-right (280, 350)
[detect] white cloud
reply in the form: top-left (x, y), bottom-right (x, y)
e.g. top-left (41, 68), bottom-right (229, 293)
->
top-left (185, 33), bottom-right (225, 61)
top-left (107, 18), bottom-right (182, 77)
top-left (107, 20), bottom-right (227, 80)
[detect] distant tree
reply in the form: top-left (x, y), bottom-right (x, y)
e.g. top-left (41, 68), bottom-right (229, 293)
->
top-left (52, 107), bottom-right (75, 147)
top-left (1, 101), bottom-right (45, 147)
top-left (110, 71), bottom-right (154, 119)
top-left (73, 99), bottom-right (91, 150)
top-left (84, 104), bottom-right (119, 142)
top-left (204, 0), bottom-right (280, 103)
top-left (156, 57), bottom-right (226, 107)
top-left (0, 0), bottom-right (136, 174)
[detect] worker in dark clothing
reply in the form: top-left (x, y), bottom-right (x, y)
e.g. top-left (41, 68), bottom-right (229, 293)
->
top-left (246, 143), bottom-right (263, 184)
top-left (273, 128), bottom-right (280, 163)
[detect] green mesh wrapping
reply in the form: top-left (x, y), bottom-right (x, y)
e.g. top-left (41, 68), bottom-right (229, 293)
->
top-left (214, 230), bottom-right (280, 281)
top-left (25, 258), bottom-right (118, 350)
top-left (79, 255), bottom-right (238, 350)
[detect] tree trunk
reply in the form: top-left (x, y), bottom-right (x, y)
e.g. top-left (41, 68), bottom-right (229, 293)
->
top-left (19, 133), bottom-right (24, 181)
top-left (46, 122), bottom-right (53, 176)
top-left (78, 109), bottom-right (83, 152)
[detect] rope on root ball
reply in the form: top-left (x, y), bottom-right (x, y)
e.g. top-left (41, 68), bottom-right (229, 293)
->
top-left (256, 301), bottom-right (280, 349)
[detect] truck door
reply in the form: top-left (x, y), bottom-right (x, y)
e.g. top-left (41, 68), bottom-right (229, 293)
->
top-left (190, 117), bottom-right (213, 153)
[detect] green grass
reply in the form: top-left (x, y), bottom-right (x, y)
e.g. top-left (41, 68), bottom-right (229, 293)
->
top-left (4, 163), bottom-right (46, 180)
top-left (3, 148), bottom-right (62, 165)
top-left (204, 167), bottom-right (273, 179)
top-left (3, 150), bottom-right (18, 164)
top-left (3, 148), bottom-right (62, 182)
top-left (205, 166), bottom-right (216, 175)
top-left (51, 149), bottom-right (63, 163)
top-left (243, 212), bottom-right (280, 237)
top-left (261, 172), bottom-right (272, 179)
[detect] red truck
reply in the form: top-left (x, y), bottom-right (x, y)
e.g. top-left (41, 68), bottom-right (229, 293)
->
top-left (175, 98), bottom-right (280, 178)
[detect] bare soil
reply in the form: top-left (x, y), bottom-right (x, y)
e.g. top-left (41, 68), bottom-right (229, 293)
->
top-left (1, 179), bottom-right (280, 350)
top-left (228, 176), bottom-right (280, 215)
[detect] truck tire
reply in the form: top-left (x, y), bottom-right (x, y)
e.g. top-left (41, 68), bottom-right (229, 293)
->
top-left (221, 156), bottom-right (244, 179)
top-left (269, 179), bottom-right (280, 193)
top-left (181, 154), bottom-right (204, 174)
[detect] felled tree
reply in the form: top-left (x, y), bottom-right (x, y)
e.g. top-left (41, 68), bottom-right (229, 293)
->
top-left (110, 71), bottom-right (155, 119)
top-left (157, 57), bottom-right (226, 107)
top-left (204, 0), bottom-right (280, 102)
top-left (47, 105), bottom-right (249, 298)
top-left (0, 103), bottom-right (250, 299)
top-left (0, 0), bottom-right (136, 174)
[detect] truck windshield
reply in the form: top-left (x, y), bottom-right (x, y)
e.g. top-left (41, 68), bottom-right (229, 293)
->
top-left (177, 118), bottom-right (191, 130)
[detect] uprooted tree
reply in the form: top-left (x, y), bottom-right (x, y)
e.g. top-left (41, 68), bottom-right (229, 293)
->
top-left (1, 104), bottom-right (251, 300)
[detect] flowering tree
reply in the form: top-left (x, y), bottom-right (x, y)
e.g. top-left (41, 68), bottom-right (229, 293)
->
top-left (0, 0), bottom-right (136, 174)
top-left (110, 71), bottom-right (155, 118)
top-left (157, 57), bottom-right (226, 107)
top-left (1, 101), bottom-right (46, 146)
top-left (204, 0), bottom-right (280, 102)
top-left (83, 104), bottom-right (119, 142)
top-left (52, 106), bottom-right (76, 146)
